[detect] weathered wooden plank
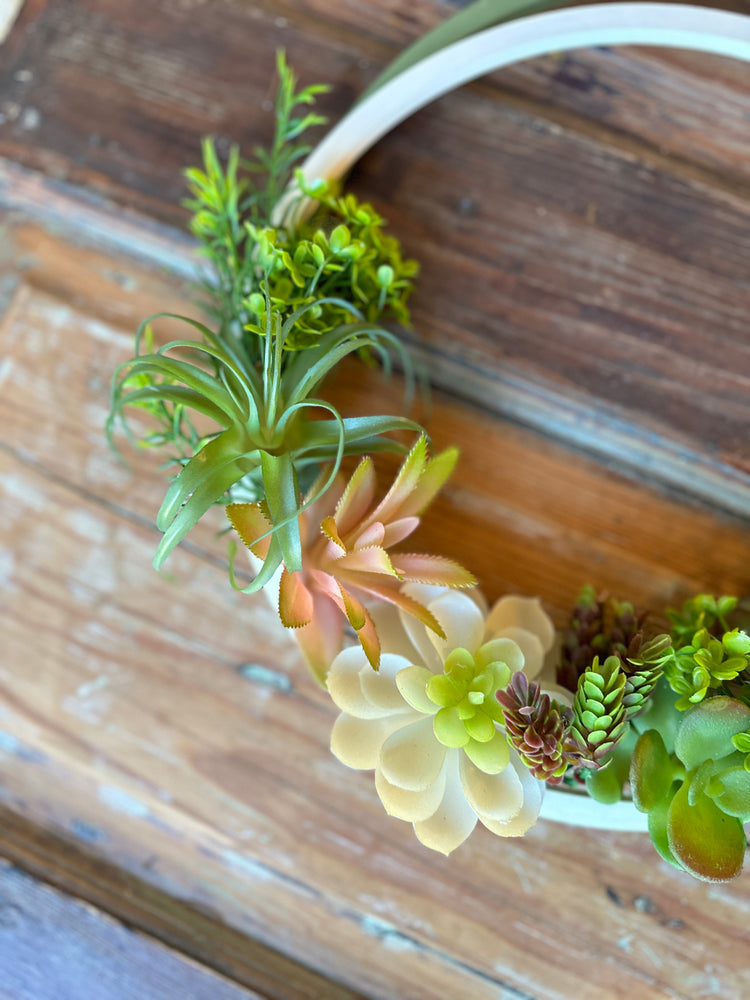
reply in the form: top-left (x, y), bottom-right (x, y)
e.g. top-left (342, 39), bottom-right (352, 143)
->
top-left (2, 443), bottom-right (750, 1000)
top-left (0, 812), bottom-right (364, 1000)
top-left (0, 1), bottom-right (748, 509)
top-left (0, 211), bottom-right (749, 1000)
top-left (0, 858), bottom-right (268, 1000)
top-left (495, 43), bottom-right (750, 187)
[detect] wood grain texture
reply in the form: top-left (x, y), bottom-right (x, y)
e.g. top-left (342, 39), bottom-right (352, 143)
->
top-left (0, 2), bottom-right (749, 997)
top-left (0, 811), bottom-right (364, 1000)
top-left (0, 205), bottom-right (749, 999)
top-left (0, 0), bottom-right (748, 509)
top-left (0, 858), bottom-right (268, 1000)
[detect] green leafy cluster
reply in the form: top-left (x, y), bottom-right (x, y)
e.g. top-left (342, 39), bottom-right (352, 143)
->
top-left (667, 593), bottom-right (737, 644)
top-left (184, 53), bottom-right (416, 358)
top-left (665, 628), bottom-right (750, 710)
top-left (245, 186), bottom-right (418, 349)
top-left (427, 647), bottom-right (511, 748)
top-left (569, 656), bottom-right (629, 767)
top-left (619, 594), bottom-right (750, 881)
top-left (184, 52), bottom-right (329, 345)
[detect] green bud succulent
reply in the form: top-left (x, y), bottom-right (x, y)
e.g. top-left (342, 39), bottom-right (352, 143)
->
top-left (570, 655), bottom-right (630, 766)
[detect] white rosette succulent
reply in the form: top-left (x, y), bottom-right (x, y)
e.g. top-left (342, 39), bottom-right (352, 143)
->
top-left (327, 585), bottom-right (557, 854)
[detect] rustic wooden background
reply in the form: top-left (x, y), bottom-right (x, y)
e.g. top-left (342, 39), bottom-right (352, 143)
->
top-left (1, 1), bottom-right (749, 998)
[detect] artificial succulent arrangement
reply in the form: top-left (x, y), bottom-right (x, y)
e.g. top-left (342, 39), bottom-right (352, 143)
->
top-left (108, 8), bottom-right (750, 881)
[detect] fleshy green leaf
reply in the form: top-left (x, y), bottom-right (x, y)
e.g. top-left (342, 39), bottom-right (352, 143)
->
top-left (667, 775), bottom-right (746, 882)
top-left (630, 729), bottom-right (675, 813)
top-left (675, 697), bottom-right (750, 771)
top-left (464, 731), bottom-right (510, 775)
top-left (434, 706), bottom-right (470, 748)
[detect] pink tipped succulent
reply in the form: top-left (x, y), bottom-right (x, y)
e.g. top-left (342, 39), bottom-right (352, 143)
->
top-left (228, 436), bottom-right (476, 681)
top-left (497, 671), bottom-right (582, 785)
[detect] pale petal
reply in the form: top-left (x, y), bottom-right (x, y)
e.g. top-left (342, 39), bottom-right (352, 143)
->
top-left (540, 682), bottom-right (574, 709)
top-left (396, 665), bottom-right (436, 715)
top-left (401, 582), bottom-right (453, 607)
top-left (327, 646), bottom-right (389, 717)
top-left (475, 637), bottom-right (525, 674)
top-left (428, 590), bottom-right (485, 661)
top-left (480, 754), bottom-right (544, 837)
top-left (459, 754), bottom-right (523, 822)
top-left (485, 596), bottom-right (555, 653)
top-left (360, 654), bottom-right (415, 713)
top-left (331, 713), bottom-right (409, 769)
top-left (369, 601), bottom-right (420, 660)
top-left (413, 752), bottom-right (477, 855)
top-left (381, 516), bottom-right (420, 548)
top-left (375, 765), bottom-right (447, 822)
top-left (353, 521), bottom-right (385, 549)
top-left (379, 716), bottom-right (446, 791)
top-left (399, 599), bottom-right (446, 674)
top-left (540, 632), bottom-right (564, 685)
top-left (494, 626), bottom-right (545, 679)
top-left (463, 730), bottom-right (510, 774)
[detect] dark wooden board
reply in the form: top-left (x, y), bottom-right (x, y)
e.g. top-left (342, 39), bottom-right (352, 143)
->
top-left (0, 0), bottom-right (748, 511)
top-left (0, 857), bottom-right (268, 1000)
